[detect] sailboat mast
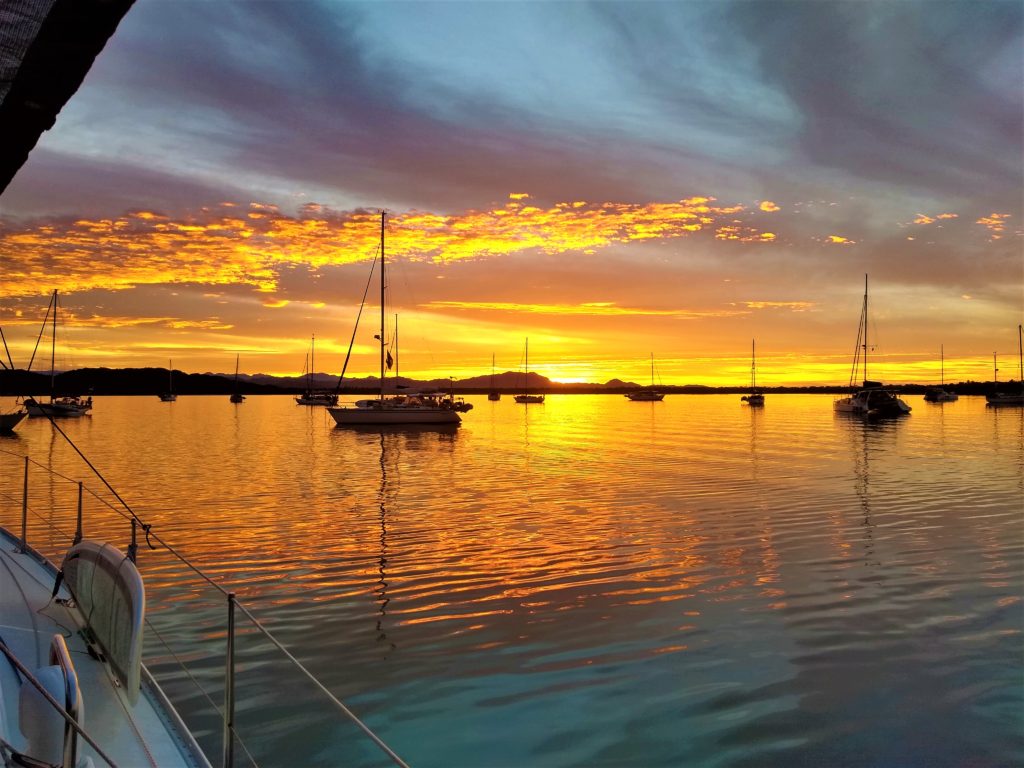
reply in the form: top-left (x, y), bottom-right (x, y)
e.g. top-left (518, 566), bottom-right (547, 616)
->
top-left (863, 274), bottom-right (868, 385)
top-left (395, 313), bottom-right (399, 381)
top-left (50, 289), bottom-right (57, 399)
top-left (311, 334), bottom-right (315, 391)
top-left (1018, 325), bottom-right (1023, 383)
top-left (752, 339), bottom-right (756, 390)
top-left (650, 352), bottom-right (655, 387)
top-left (168, 359), bottom-right (172, 392)
top-left (940, 345), bottom-right (944, 386)
top-left (380, 211), bottom-right (386, 403)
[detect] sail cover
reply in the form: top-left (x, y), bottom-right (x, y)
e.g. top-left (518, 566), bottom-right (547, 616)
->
top-left (0, 0), bottom-right (135, 193)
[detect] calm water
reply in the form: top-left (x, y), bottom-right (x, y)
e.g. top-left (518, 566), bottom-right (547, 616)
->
top-left (1, 394), bottom-right (1021, 767)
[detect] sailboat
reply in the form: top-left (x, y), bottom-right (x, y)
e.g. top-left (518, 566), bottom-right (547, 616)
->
top-left (295, 334), bottom-right (338, 406)
top-left (0, 328), bottom-right (27, 432)
top-left (158, 359), bottom-right (177, 401)
top-left (328, 212), bottom-right (461, 425)
top-left (833, 275), bottom-right (911, 418)
top-left (514, 338), bottom-right (544, 404)
top-left (923, 345), bottom-right (958, 402)
top-left (740, 340), bottom-right (764, 406)
top-left (23, 289), bottom-right (92, 418)
top-left (986, 325), bottom-right (1024, 406)
top-left (626, 353), bottom-right (665, 401)
top-left (230, 354), bottom-right (246, 402)
top-left (488, 354), bottom-right (501, 401)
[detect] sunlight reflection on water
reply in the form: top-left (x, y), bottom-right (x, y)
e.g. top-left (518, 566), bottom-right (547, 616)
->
top-left (1, 394), bottom-right (1021, 767)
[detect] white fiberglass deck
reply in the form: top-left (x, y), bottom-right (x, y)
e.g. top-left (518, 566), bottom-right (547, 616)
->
top-left (0, 527), bottom-right (209, 768)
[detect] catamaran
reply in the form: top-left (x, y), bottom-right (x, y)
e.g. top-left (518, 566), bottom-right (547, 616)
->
top-left (158, 359), bottom-right (177, 401)
top-left (626, 353), bottom-right (665, 401)
top-left (23, 290), bottom-right (92, 418)
top-left (833, 275), bottom-right (911, 418)
top-left (328, 212), bottom-right (461, 426)
top-left (740, 340), bottom-right (764, 406)
top-left (986, 325), bottom-right (1024, 406)
top-left (923, 345), bottom-right (958, 402)
top-left (514, 338), bottom-right (544, 404)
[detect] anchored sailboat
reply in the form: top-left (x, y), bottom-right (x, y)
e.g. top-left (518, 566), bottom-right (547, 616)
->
top-left (986, 325), bottom-right (1024, 406)
top-left (158, 359), bottom-right (177, 401)
top-left (514, 338), bottom-right (544, 404)
top-left (740, 340), bottom-right (764, 406)
top-left (626, 353), bottom-right (665, 401)
top-left (923, 345), bottom-right (958, 402)
top-left (328, 212), bottom-right (461, 426)
top-left (24, 290), bottom-right (92, 418)
top-left (230, 354), bottom-right (246, 403)
top-left (488, 354), bottom-right (501, 401)
top-left (296, 335), bottom-right (338, 406)
top-left (833, 275), bottom-right (911, 418)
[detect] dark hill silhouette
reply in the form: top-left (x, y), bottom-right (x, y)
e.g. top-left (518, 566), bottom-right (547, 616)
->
top-left (0, 366), bottom-right (1008, 397)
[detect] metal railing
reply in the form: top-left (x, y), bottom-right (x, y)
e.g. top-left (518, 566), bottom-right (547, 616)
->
top-left (0, 447), bottom-right (410, 768)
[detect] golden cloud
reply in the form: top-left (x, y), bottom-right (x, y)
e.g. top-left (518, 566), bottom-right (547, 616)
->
top-left (423, 300), bottom-right (747, 319)
top-left (2, 196), bottom-right (763, 298)
top-left (976, 213), bottom-right (1010, 239)
top-left (742, 301), bottom-right (816, 311)
top-left (759, 201), bottom-right (780, 212)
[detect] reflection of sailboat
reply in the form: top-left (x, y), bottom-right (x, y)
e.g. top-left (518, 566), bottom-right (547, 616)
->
top-left (740, 340), bottom-right (764, 406)
top-left (488, 354), bottom-right (500, 401)
top-left (328, 212), bottom-right (461, 425)
top-left (158, 359), bottom-right (177, 401)
top-left (24, 290), bottom-right (92, 418)
top-left (833, 275), bottom-right (911, 418)
top-left (514, 338), bottom-right (544, 404)
top-left (295, 335), bottom-right (338, 406)
top-left (230, 354), bottom-right (245, 403)
top-left (375, 433), bottom-right (396, 652)
top-left (986, 325), bottom-right (1024, 406)
top-left (626, 353), bottom-right (665, 401)
top-left (923, 345), bottom-right (958, 402)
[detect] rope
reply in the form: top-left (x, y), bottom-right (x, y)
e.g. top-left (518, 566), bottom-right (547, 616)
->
top-left (0, 447), bottom-right (410, 768)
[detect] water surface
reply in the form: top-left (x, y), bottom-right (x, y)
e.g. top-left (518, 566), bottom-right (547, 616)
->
top-left (1, 394), bottom-right (1020, 767)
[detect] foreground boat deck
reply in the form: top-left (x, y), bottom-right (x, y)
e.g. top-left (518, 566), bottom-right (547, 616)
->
top-left (0, 527), bottom-right (209, 767)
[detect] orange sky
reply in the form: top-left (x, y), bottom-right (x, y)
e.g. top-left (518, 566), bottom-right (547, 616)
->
top-left (0, 194), bottom-right (1019, 386)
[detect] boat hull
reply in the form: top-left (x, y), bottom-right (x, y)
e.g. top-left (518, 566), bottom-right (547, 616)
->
top-left (514, 395), bottom-right (545, 404)
top-left (328, 406), bottom-right (461, 425)
top-left (24, 398), bottom-right (92, 417)
top-left (986, 393), bottom-right (1024, 406)
top-left (0, 410), bottom-right (27, 432)
top-left (626, 391), bottom-right (664, 401)
top-left (834, 389), bottom-right (911, 417)
top-left (741, 393), bottom-right (765, 406)
top-left (923, 389), bottom-right (958, 402)
top-left (295, 394), bottom-right (338, 406)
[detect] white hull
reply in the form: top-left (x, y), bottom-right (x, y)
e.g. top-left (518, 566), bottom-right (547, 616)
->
top-left (328, 405), bottom-right (461, 425)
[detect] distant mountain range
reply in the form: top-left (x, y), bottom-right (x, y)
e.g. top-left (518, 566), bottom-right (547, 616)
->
top-left (0, 366), bottom-right (1008, 396)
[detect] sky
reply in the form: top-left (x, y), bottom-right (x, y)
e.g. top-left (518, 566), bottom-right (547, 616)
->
top-left (0, 0), bottom-right (1021, 386)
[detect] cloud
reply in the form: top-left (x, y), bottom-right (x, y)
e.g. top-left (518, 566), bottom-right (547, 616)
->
top-left (759, 201), bottom-right (780, 212)
top-left (423, 300), bottom-right (747, 319)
